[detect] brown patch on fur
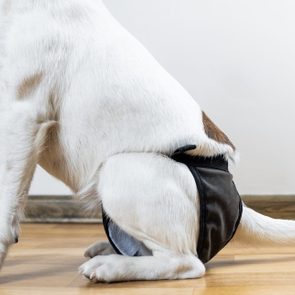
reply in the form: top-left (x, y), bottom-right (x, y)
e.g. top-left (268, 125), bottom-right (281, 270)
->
top-left (17, 72), bottom-right (43, 99)
top-left (202, 111), bottom-right (235, 150)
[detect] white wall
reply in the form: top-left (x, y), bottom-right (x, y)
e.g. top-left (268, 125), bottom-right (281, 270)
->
top-left (29, 0), bottom-right (295, 195)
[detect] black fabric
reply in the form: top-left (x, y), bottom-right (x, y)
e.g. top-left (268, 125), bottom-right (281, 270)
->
top-left (171, 147), bottom-right (243, 263)
top-left (102, 145), bottom-right (243, 263)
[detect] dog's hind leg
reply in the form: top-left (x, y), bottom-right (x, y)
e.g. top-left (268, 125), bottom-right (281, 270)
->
top-left (0, 98), bottom-right (54, 269)
top-left (80, 252), bottom-right (205, 282)
top-left (80, 152), bottom-right (205, 282)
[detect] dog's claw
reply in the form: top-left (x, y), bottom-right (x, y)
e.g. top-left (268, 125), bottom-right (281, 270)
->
top-left (90, 272), bottom-right (96, 280)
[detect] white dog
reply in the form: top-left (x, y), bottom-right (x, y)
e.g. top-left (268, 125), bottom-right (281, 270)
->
top-left (0, 0), bottom-right (294, 283)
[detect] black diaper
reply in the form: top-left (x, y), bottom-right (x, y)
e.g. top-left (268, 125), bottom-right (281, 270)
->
top-left (102, 145), bottom-right (243, 263)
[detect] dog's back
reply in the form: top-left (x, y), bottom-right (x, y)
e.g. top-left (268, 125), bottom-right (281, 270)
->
top-left (1, 0), bottom-right (235, 194)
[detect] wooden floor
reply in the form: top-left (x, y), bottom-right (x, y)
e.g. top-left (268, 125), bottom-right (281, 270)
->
top-left (1, 224), bottom-right (295, 295)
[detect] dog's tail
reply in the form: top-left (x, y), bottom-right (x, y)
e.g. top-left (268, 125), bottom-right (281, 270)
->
top-left (233, 204), bottom-right (295, 245)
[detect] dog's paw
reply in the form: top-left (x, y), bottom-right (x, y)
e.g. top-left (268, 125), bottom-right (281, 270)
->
top-left (0, 216), bottom-right (19, 270)
top-left (84, 241), bottom-right (115, 258)
top-left (79, 255), bottom-right (123, 283)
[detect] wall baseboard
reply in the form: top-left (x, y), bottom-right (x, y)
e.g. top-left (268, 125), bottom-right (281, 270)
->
top-left (242, 195), bottom-right (295, 220)
top-left (24, 195), bottom-right (101, 223)
top-left (23, 194), bottom-right (295, 223)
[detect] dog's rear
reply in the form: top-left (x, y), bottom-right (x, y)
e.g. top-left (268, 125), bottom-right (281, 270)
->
top-left (201, 112), bottom-right (295, 247)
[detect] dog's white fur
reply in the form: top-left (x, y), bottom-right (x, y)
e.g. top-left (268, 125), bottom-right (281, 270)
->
top-left (0, 0), bottom-right (295, 282)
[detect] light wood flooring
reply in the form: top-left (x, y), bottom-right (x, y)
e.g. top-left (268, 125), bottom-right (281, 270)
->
top-left (1, 224), bottom-right (295, 295)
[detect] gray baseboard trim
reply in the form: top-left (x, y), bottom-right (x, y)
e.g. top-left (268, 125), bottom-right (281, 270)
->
top-left (24, 195), bottom-right (101, 223)
top-left (242, 195), bottom-right (295, 220)
top-left (23, 194), bottom-right (295, 223)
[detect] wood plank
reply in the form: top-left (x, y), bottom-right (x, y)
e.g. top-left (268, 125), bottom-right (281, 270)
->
top-left (0, 224), bottom-right (295, 294)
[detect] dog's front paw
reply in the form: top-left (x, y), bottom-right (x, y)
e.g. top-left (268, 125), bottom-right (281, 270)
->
top-left (0, 217), bottom-right (19, 270)
top-left (0, 242), bottom-right (8, 270)
top-left (84, 241), bottom-right (115, 258)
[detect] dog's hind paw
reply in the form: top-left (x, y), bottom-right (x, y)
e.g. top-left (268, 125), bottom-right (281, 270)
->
top-left (79, 255), bottom-right (124, 283)
top-left (84, 241), bottom-right (115, 258)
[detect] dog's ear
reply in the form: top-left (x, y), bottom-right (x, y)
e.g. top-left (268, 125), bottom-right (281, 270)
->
top-left (202, 111), bottom-right (235, 150)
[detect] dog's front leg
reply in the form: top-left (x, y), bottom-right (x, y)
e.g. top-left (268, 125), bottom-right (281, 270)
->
top-left (0, 100), bottom-right (53, 269)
